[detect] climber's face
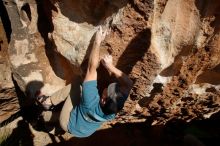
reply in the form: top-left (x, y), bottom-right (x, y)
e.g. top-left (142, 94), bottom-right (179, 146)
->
top-left (100, 88), bottom-right (108, 105)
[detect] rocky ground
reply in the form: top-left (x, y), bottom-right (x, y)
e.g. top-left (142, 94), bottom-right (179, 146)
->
top-left (1, 110), bottom-right (220, 146)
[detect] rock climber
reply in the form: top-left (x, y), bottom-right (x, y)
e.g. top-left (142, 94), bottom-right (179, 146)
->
top-left (37, 26), bottom-right (133, 137)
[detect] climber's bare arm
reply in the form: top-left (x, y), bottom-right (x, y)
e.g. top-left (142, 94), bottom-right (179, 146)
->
top-left (84, 27), bottom-right (107, 82)
top-left (101, 55), bottom-right (133, 95)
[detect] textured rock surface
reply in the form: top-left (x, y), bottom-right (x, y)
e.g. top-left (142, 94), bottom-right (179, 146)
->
top-left (0, 16), bottom-right (18, 123)
top-left (1, 0), bottom-right (220, 128)
top-left (147, 0), bottom-right (220, 124)
top-left (3, 0), bottom-right (75, 100)
top-left (0, 87), bottom-right (19, 123)
top-left (0, 17), bottom-right (13, 89)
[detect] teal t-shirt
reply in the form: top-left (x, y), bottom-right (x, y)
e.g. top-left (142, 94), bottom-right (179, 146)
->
top-left (67, 80), bottom-right (115, 137)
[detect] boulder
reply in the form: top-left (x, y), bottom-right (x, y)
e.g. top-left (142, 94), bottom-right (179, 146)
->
top-left (1, 0), bottom-right (220, 125)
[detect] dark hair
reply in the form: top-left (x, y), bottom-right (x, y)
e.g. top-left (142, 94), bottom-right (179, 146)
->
top-left (101, 93), bottom-right (127, 115)
top-left (101, 98), bottom-right (119, 115)
top-left (101, 83), bottom-right (126, 115)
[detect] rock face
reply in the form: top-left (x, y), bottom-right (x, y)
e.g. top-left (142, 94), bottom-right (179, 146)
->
top-left (148, 0), bottom-right (220, 124)
top-left (1, 0), bottom-right (220, 125)
top-left (0, 16), bottom-right (18, 122)
top-left (3, 0), bottom-right (75, 100)
top-left (0, 87), bottom-right (19, 123)
top-left (0, 17), bottom-right (13, 89)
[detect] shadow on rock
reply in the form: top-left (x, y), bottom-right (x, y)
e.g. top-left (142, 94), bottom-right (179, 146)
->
top-left (116, 28), bottom-right (151, 75)
top-left (46, 122), bottom-right (159, 146)
top-left (0, 120), bottom-right (34, 146)
top-left (46, 118), bottom-right (218, 146)
top-left (56, 0), bottom-right (128, 26)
